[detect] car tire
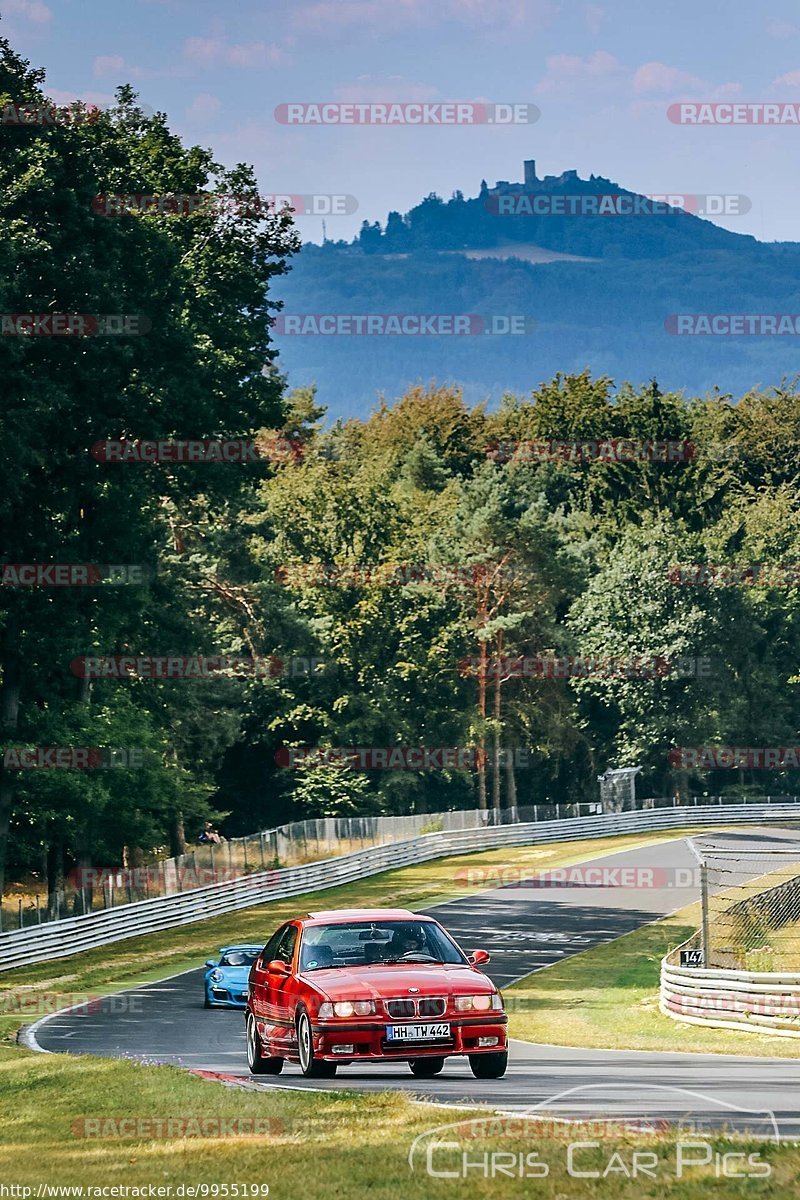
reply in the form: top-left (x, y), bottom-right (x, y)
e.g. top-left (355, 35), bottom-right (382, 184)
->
top-left (296, 1009), bottom-right (337, 1078)
top-left (409, 1057), bottom-right (445, 1078)
top-left (469, 1051), bottom-right (508, 1079)
top-left (246, 1013), bottom-right (284, 1075)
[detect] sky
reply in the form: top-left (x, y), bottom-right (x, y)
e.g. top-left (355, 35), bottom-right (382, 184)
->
top-left (3, 0), bottom-right (800, 244)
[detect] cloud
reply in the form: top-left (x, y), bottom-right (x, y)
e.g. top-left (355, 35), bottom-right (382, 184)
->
top-left (537, 51), bottom-right (741, 110)
top-left (767, 19), bottom-right (798, 38)
top-left (183, 37), bottom-right (285, 68)
top-left (772, 68), bottom-right (800, 87)
top-left (632, 62), bottom-right (705, 94)
top-left (2, 0), bottom-right (51, 23)
top-left (536, 50), bottom-right (623, 93)
top-left (186, 93), bottom-right (221, 121)
top-left (48, 88), bottom-right (115, 107)
top-left (92, 52), bottom-right (188, 83)
top-left (94, 55), bottom-right (126, 78)
top-left (333, 75), bottom-right (439, 103)
top-left (290, 0), bottom-right (553, 35)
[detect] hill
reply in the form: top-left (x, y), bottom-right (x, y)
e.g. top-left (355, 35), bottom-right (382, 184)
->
top-left (272, 161), bottom-right (800, 417)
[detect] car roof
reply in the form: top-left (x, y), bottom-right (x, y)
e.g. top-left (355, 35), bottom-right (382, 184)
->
top-left (304, 908), bottom-right (428, 923)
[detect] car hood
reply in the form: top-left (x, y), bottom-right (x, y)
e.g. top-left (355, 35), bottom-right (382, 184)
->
top-left (300, 963), bottom-right (494, 1000)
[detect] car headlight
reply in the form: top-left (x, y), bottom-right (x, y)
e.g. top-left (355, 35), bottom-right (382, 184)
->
top-left (334, 1000), bottom-right (377, 1017)
top-left (209, 969), bottom-right (224, 983)
top-left (454, 993), bottom-right (497, 1011)
top-left (318, 1000), bottom-right (377, 1018)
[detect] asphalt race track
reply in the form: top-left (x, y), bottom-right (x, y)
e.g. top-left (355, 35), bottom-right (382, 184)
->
top-left (26, 827), bottom-right (800, 1137)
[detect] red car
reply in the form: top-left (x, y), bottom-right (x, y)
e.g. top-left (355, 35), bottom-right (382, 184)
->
top-left (245, 907), bottom-right (508, 1079)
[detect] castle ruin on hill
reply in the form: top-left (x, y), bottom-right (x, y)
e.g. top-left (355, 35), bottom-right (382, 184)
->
top-left (482, 160), bottom-right (617, 196)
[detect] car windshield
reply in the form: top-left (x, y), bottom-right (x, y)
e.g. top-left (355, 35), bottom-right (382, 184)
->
top-left (220, 950), bottom-right (259, 967)
top-left (299, 920), bottom-right (468, 971)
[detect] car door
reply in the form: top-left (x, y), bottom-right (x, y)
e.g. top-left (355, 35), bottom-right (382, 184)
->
top-left (265, 922), bottom-right (299, 1051)
top-left (251, 924), bottom-right (288, 1021)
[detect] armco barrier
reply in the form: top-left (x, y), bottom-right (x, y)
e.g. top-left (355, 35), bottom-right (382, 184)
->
top-left (2, 803), bottom-right (799, 973)
top-left (661, 950), bottom-right (800, 1038)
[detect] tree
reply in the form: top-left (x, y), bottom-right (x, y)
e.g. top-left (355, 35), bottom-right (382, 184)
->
top-left (0, 40), bottom-right (298, 903)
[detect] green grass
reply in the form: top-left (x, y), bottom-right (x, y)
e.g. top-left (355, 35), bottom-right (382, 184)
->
top-left (0, 1037), bottom-right (792, 1197)
top-left (3, 825), bottom-right (798, 1196)
top-left (505, 901), bottom-right (800, 1057)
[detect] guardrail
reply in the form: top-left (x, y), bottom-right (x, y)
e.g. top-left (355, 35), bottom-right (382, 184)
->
top-left (3, 802), bottom-right (799, 973)
top-left (5, 794), bottom-right (795, 932)
top-left (661, 946), bottom-right (800, 1038)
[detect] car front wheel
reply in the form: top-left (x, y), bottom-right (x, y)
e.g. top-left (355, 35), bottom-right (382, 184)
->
top-left (409, 1057), bottom-right (445, 1078)
top-left (297, 1010), bottom-right (337, 1078)
top-left (469, 1050), bottom-right (508, 1079)
top-left (246, 1013), bottom-right (284, 1075)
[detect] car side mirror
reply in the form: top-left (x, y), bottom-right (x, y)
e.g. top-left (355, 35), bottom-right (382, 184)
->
top-left (205, 959), bottom-right (216, 968)
top-left (468, 949), bottom-right (491, 966)
top-left (266, 958), bottom-right (291, 975)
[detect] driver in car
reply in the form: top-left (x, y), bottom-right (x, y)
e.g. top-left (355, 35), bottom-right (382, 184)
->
top-left (389, 928), bottom-right (425, 957)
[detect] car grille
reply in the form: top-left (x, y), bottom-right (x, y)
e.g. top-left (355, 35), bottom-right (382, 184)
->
top-left (385, 997), bottom-right (446, 1018)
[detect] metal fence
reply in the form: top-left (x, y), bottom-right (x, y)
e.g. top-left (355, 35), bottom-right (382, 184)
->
top-left (689, 843), bottom-right (800, 971)
top-left (5, 804), bottom-right (604, 931)
top-left (2, 793), bottom-right (797, 933)
top-left (3, 801), bottom-right (800, 974)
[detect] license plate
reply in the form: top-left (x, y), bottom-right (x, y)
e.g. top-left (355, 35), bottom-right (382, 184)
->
top-left (386, 1022), bottom-right (451, 1041)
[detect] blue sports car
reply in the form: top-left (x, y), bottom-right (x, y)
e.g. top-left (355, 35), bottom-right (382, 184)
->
top-left (203, 944), bottom-right (262, 1009)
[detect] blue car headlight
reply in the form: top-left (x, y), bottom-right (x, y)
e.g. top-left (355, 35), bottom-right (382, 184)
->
top-left (209, 969), bottom-right (224, 983)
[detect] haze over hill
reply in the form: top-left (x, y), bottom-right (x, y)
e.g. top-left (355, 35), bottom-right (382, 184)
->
top-left (273, 160), bottom-right (800, 418)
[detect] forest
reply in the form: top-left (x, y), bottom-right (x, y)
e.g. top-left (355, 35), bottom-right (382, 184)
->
top-left (2, 39), bottom-right (800, 905)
